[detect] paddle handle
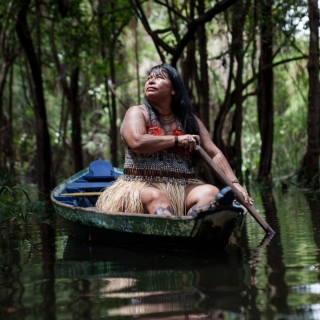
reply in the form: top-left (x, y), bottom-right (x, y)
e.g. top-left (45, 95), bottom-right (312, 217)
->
top-left (197, 146), bottom-right (275, 234)
top-left (61, 192), bottom-right (102, 197)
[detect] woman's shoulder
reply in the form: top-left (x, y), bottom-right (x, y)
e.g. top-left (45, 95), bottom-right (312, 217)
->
top-left (123, 104), bottom-right (149, 122)
top-left (126, 104), bottom-right (147, 115)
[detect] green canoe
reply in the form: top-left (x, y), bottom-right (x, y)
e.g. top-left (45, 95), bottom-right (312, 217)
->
top-left (51, 159), bottom-right (247, 251)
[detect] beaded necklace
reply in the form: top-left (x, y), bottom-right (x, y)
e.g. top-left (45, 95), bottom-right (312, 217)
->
top-left (146, 105), bottom-right (183, 136)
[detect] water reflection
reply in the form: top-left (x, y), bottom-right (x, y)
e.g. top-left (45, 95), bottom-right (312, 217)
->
top-left (0, 220), bottom-right (57, 319)
top-left (56, 237), bottom-right (253, 319)
top-left (250, 186), bottom-right (320, 320)
top-left (260, 186), bottom-right (289, 316)
top-left (1, 186), bottom-right (320, 319)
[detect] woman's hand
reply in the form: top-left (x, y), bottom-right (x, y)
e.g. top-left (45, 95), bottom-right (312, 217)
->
top-left (177, 134), bottom-right (200, 152)
top-left (234, 184), bottom-right (254, 205)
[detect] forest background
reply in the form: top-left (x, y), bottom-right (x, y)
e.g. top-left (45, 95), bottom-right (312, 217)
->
top-left (0, 0), bottom-right (319, 200)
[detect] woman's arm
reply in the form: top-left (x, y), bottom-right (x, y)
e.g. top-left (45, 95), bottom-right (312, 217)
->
top-left (121, 105), bottom-right (199, 153)
top-left (120, 106), bottom-right (175, 153)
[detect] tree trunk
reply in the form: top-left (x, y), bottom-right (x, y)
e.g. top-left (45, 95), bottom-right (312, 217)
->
top-left (171, 0), bottom-right (239, 67)
top-left (230, 0), bottom-right (248, 181)
top-left (109, 0), bottom-right (118, 167)
top-left (70, 66), bottom-right (84, 173)
top-left (130, 0), bottom-right (239, 68)
top-left (15, 0), bottom-right (53, 197)
top-left (97, 0), bottom-right (119, 167)
top-left (298, 0), bottom-right (320, 187)
top-left (257, 0), bottom-right (273, 182)
top-left (52, 3), bottom-right (83, 174)
top-left (0, 14), bottom-right (17, 168)
top-left (0, 62), bottom-right (11, 168)
top-left (213, 68), bottom-right (234, 160)
top-left (196, 0), bottom-right (210, 130)
top-left (180, 0), bottom-right (196, 104)
top-left (7, 66), bottom-right (14, 167)
top-left (109, 50), bottom-right (118, 167)
top-left (50, 51), bottom-right (83, 174)
top-left (134, 17), bottom-right (140, 105)
top-left (213, 1), bottom-right (249, 179)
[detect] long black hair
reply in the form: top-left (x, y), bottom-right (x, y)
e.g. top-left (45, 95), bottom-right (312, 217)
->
top-left (144, 63), bottom-right (200, 166)
top-left (144, 63), bottom-right (199, 135)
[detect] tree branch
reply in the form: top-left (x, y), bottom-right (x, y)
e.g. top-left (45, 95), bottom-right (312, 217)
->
top-left (171, 0), bottom-right (239, 66)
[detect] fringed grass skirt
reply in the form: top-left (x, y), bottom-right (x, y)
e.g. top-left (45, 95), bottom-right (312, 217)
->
top-left (95, 177), bottom-right (201, 216)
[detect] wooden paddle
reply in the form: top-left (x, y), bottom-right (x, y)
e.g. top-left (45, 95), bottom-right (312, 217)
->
top-left (196, 145), bottom-right (275, 234)
top-left (61, 192), bottom-right (102, 197)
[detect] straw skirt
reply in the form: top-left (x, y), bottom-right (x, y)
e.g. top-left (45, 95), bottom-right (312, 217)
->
top-left (95, 177), bottom-right (199, 216)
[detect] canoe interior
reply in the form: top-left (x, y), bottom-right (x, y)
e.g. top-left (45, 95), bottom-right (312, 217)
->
top-left (51, 159), bottom-right (247, 250)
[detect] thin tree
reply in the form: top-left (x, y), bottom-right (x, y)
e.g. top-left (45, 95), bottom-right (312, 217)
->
top-left (49, 3), bottom-right (84, 174)
top-left (0, 2), bottom-right (20, 168)
top-left (298, 0), bottom-right (319, 187)
top-left (213, 0), bottom-right (251, 180)
top-left (95, 0), bottom-right (131, 167)
top-left (196, 0), bottom-right (210, 130)
top-left (257, 0), bottom-right (274, 182)
top-left (129, 0), bottom-right (239, 67)
top-left (15, 0), bottom-right (53, 197)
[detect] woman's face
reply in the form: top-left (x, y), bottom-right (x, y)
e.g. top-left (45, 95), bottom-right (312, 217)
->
top-left (144, 69), bottom-right (175, 102)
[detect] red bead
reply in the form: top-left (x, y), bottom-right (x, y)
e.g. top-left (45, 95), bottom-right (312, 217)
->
top-left (154, 127), bottom-right (162, 136)
top-left (147, 123), bottom-right (163, 136)
top-left (173, 129), bottom-right (183, 136)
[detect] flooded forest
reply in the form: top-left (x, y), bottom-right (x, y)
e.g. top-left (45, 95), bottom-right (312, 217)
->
top-left (1, 1), bottom-right (320, 319)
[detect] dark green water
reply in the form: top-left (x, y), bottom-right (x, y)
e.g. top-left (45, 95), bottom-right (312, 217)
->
top-left (1, 186), bottom-right (320, 319)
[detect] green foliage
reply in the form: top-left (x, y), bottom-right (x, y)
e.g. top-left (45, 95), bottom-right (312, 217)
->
top-left (0, 187), bottom-right (47, 222)
top-left (0, 0), bottom-right (314, 186)
top-left (0, 166), bottom-right (49, 222)
top-left (271, 38), bottom-right (308, 178)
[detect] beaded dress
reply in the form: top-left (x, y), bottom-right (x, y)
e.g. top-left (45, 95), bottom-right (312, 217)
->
top-left (96, 105), bottom-right (201, 216)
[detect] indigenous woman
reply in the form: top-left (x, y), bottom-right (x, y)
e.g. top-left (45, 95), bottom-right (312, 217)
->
top-left (96, 63), bottom-right (252, 216)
